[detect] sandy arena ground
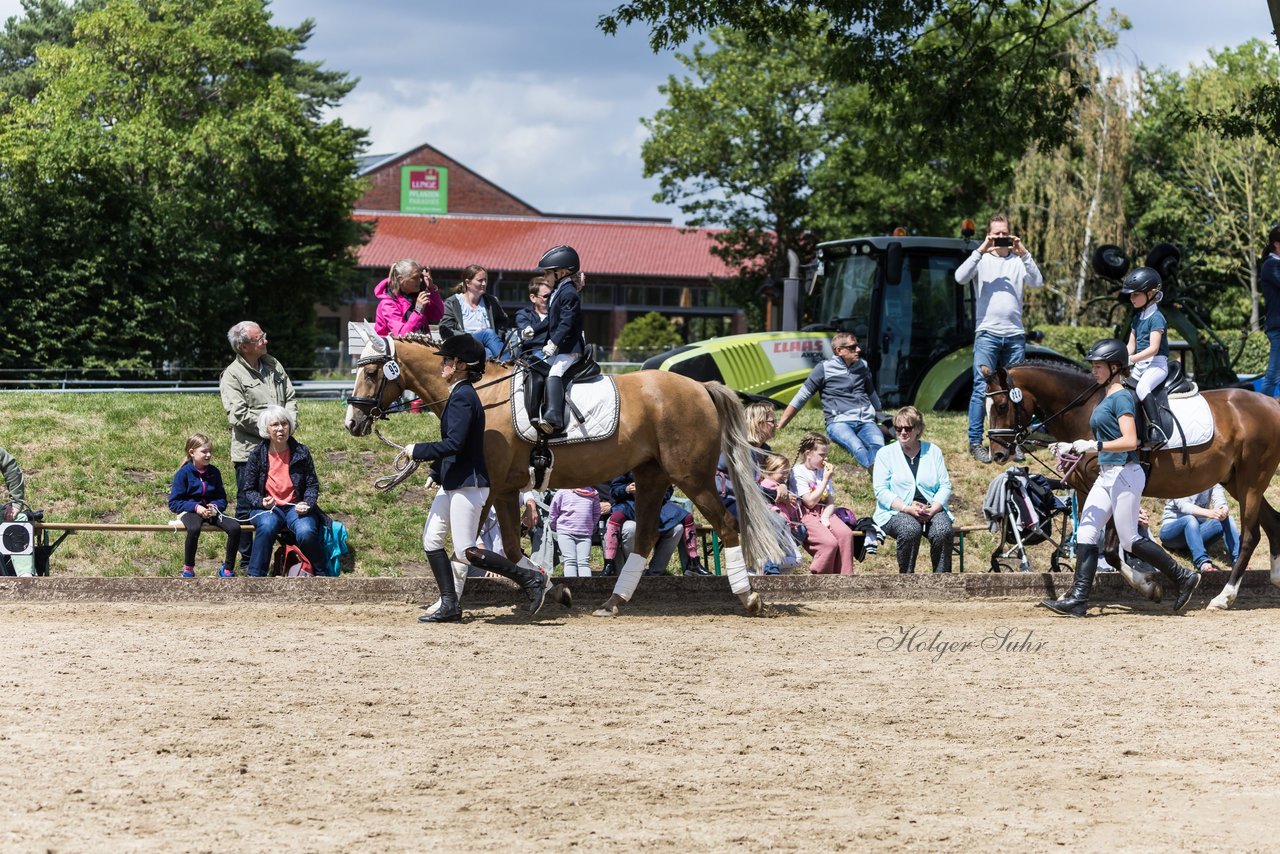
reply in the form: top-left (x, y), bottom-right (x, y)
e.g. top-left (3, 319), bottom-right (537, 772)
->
top-left (2, 598), bottom-right (1278, 852)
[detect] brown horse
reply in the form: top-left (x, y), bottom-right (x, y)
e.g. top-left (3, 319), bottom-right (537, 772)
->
top-left (983, 360), bottom-right (1280, 610)
top-left (343, 329), bottom-right (790, 616)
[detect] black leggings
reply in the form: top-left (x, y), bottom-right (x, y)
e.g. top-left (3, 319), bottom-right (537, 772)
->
top-left (180, 512), bottom-right (242, 566)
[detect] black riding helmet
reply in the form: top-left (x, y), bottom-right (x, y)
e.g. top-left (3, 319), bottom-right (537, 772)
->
top-left (438, 333), bottom-right (486, 372)
top-left (1119, 266), bottom-right (1162, 296)
top-left (1084, 338), bottom-right (1129, 368)
top-left (537, 244), bottom-right (580, 275)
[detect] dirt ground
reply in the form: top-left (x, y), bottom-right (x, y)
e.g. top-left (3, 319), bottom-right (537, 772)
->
top-left (3, 598), bottom-right (1278, 852)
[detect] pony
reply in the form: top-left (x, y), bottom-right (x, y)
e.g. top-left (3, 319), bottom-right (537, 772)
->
top-left (982, 360), bottom-right (1280, 610)
top-left (343, 328), bottom-right (790, 616)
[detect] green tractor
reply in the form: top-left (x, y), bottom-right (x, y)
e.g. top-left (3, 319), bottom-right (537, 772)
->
top-left (645, 232), bottom-right (1076, 410)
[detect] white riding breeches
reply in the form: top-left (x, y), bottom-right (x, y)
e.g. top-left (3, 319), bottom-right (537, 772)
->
top-left (1076, 463), bottom-right (1145, 550)
top-left (547, 352), bottom-right (580, 378)
top-left (1132, 356), bottom-right (1167, 401)
top-left (422, 485), bottom-right (490, 562)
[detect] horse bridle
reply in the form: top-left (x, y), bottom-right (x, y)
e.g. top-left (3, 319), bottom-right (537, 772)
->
top-left (347, 351), bottom-right (413, 419)
top-left (985, 373), bottom-right (1103, 450)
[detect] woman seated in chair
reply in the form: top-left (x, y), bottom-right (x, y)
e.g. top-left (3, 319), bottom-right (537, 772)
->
top-left (872, 406), bottom-right (954, 574)
top-left (242, 405), bottom-right (327, 577)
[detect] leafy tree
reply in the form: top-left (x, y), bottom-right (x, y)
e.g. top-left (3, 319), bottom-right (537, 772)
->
top-left (641, 16), bottom-right (830, 327)
top-left (1005, 15), bottom-right (1132, 328)
top-left (1129, 41), bottom-right (1280, 331)
top-left (0, 0), bottom-right (368, 373)
top-left (603, 0), bottom-right (1101, 157)
top-left (614, 311), bottom-right (684, 358)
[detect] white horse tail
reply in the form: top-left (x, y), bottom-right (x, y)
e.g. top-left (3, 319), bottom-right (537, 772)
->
top-left (706, 383), bottom-right (790, 571)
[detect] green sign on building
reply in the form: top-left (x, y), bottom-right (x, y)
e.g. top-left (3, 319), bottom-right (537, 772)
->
top-left (400, 165), bottom-right (449, 214)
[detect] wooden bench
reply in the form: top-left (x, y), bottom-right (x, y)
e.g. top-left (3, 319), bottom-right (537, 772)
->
top-left (696, 523), bottom-right (986, 573)
top-left (26, 521), bottom-right (260, 573)
top-left (951, 524), bottom-right (988, 573)
top-left (695, 524), bottom-right (863, 574)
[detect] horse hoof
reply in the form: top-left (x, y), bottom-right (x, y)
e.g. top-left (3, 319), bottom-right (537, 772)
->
top-left (1206, 594), bottom-right (1232, 611)
top-left (547, 583), bottom-right (572, 610)
top-left (740, 590), bottom-right (762, 616)
top-left (592, 594), bottom-right (623, 618)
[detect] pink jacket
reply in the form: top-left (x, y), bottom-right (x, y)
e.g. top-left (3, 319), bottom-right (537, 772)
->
top-left (373, 278), bottom-right (445, 336)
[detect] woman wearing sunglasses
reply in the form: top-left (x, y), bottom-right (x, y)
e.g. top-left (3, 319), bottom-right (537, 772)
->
top-left (872, 406), bottom-right (954, 574)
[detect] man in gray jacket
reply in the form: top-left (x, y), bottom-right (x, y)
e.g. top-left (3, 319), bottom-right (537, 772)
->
top-left (220, 321), bottom-right (297, 569)
top-left (777, 331), bottom-right (884, 469)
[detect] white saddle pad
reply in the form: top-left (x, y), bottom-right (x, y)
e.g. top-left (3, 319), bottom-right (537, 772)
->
top-left (1162, 393), bottom-right (1213, 450)
top-left (511, 371), bottom-right (620, 445)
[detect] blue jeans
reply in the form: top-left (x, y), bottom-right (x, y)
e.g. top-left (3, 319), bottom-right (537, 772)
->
top-left (826, 419), bottom-right (885, 469)
top-left (969, 331), bottom-right (1026, 445)
top-left (472, 329), bottom-right (510, 361)
top-left (248, 505), bottom-right (324, 577)
top-left (1261, 329), bottom-right (1280, 397)
top-left (1158, 515), bottom-right (1240, 569)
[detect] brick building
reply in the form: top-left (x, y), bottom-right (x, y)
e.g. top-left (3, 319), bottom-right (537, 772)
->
top-left (316, 143), bottom-right (747, 361)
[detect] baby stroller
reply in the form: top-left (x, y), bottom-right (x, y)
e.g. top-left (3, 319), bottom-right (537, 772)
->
top-left (981, 466), bottom-right (1074, 573)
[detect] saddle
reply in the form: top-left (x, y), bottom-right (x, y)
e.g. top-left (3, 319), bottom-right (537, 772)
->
top-left (513, 357), bottom-right (619, 490)
top-left (1125, 361), bottom-right (1205, 462)
top-left (521, 352), bottom-right (602, 425)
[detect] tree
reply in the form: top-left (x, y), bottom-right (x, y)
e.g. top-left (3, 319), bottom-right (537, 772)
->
top-left (0, 0), bottom-right (368, 373)
top-left (1129, 41), bottom-right (1280, 331)
top-left (614, 311), bottom-right (684, 358)
top-left (1004, 15), bottom-right (1132, 328)
top-left (640, 16), bottom-right (830, 325)
top-left (603, 0), bottom-right (1101, 157)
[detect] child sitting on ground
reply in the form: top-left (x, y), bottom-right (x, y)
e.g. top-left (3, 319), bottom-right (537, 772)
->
top-left (168, 432), bottom-right (241, 578)
top-left (600, 471), bottom-right (708, 577)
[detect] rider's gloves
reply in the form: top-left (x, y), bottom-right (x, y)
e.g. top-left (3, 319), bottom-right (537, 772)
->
top-left (541, 341), bottom-right (557, 358)
top-left (1071, 438), bottom-right (1095, 455)
top-left (1049, 442), bottom-right (1073, 457)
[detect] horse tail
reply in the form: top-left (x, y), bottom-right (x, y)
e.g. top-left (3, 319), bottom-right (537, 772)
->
top-left (705, 383), bottom-right (790, 571)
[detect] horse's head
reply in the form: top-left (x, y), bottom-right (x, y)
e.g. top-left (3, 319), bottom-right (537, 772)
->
top-left (983, 365), bottom-right (1036, 464)
top-left (344, 324), bottom-right (405, 436)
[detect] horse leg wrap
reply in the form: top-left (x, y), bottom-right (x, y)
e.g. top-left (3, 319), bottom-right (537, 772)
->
top-left (723, 545), bottom-right (751, 596)
top-left (612, 552), bottom-right (648, 601)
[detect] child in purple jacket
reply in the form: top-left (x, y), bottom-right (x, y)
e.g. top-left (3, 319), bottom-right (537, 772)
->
top-left (549, 486), bottom-right (600, 577)
top-left (168, 433), bottom-right (242, 578)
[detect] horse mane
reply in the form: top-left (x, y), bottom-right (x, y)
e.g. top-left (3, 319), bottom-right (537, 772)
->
top-left (391, 332), bottom-right (514, 367)
top-left (1013, 358), bottom-right (1088, 378)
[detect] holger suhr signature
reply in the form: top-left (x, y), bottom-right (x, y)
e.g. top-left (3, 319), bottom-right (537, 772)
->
top-left (877, 625), bottom-right (1048, 663)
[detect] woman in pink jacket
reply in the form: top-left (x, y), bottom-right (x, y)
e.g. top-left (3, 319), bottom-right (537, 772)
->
top-left (373, 259), bottom-right (444, 336)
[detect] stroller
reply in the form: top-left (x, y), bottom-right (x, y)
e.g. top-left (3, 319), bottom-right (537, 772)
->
top-left (982, 466), bottom-right (1075, 573)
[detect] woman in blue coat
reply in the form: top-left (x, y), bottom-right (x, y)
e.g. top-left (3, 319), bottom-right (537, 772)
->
top-left (413, 334), bottom-right (546, 623)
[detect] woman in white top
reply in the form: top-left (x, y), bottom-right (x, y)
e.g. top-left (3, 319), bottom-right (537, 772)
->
top-left (439, 264), bottom-right (511, 360)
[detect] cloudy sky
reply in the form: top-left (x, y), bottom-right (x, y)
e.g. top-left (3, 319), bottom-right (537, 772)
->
top-left (0, 0), bottom-right (1272, 222)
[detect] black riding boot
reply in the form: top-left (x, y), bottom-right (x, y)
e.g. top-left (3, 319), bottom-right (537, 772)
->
top-left (419, 548), bottom-right (462, 623)
top-left (464, 547), bottom-right (546, 616)
top-left (1140, 395), bottom-right (1168, 449)
top-left (1129, 537), bottom-right (1202, 612)
top-left (1040, 543), bottom-right (1099, 617)
top-left (525, 370), bottom-right (547, 429)
top-left (540, 376), bottom-right (566, 434)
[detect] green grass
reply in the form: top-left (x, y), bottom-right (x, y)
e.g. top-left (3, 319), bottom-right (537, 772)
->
top-left (0, 393), bottom-right (1264, 576)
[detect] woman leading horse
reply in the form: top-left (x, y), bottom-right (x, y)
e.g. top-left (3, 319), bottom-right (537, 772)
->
top-left (344, 327), bottom-right (791, 617)
top-left (982, 357), bottom-right (1280, 611)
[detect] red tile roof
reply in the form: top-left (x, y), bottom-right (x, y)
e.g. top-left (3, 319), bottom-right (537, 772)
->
top-left (354, 212), bottom-right (741, 279)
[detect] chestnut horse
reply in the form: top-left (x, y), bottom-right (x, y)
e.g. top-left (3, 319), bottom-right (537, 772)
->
top-left (343, 329), bottom-right (790, 616)
top-left (982, 361), bottom-right (1280, 610)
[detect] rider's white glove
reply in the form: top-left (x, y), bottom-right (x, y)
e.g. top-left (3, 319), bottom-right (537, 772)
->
top-left (522, 326), bottom-right (535, 340)
top-left (1071, 438), bottom-right (1095, 455)
top-left (1049, 442), bottom-right (1073, 457)
top-left (541, 341), bottom-right (557, 358)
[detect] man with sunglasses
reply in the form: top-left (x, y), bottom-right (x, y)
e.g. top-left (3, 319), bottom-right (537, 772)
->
top-left (776, 331), bottom-right (884, 469)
